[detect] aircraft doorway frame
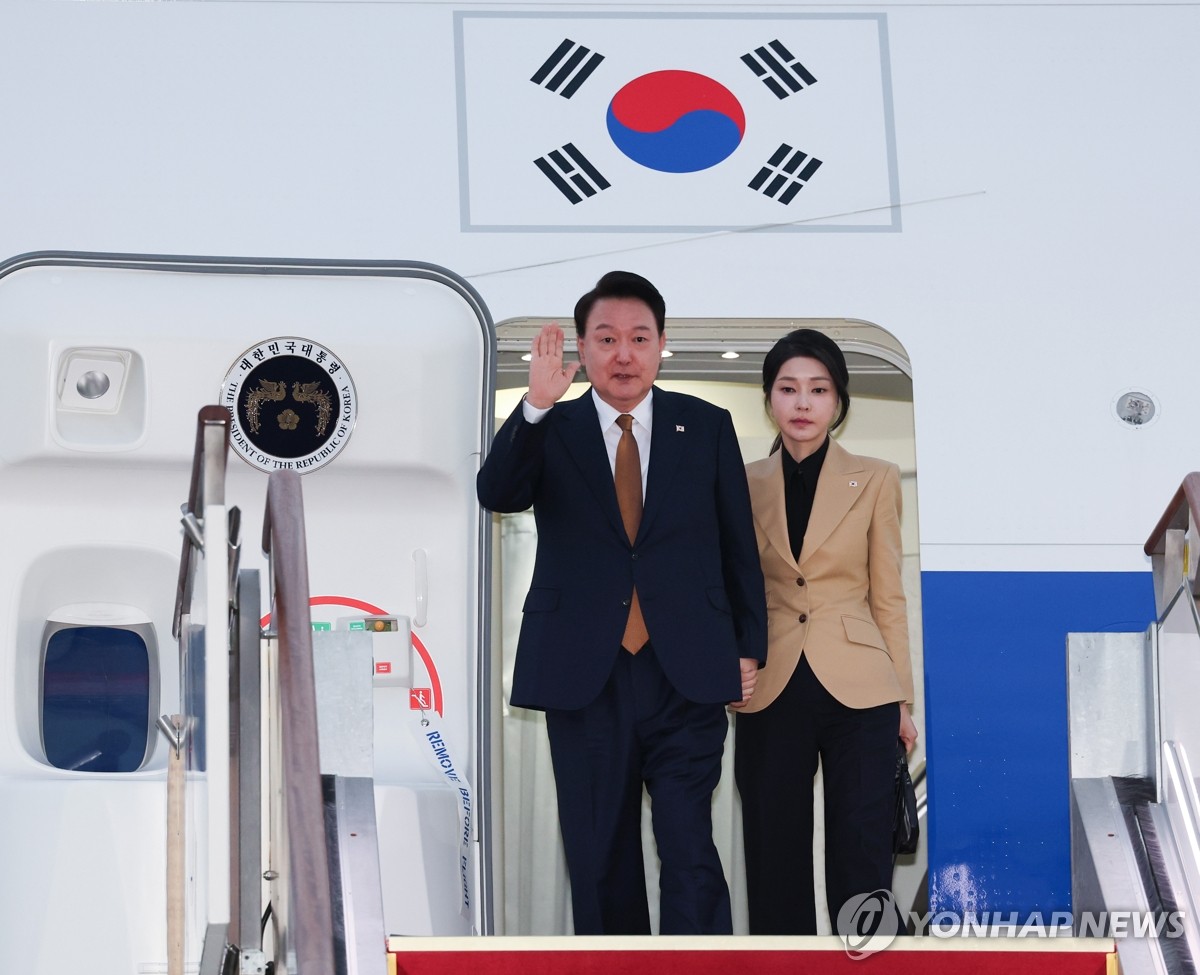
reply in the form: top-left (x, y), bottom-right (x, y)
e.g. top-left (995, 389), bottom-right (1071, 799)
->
top-left (488, 316), bottom-right (924, 936)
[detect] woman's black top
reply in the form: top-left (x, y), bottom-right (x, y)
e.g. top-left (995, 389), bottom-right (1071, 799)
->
top-left (781, 435), bottom-right (830, 562)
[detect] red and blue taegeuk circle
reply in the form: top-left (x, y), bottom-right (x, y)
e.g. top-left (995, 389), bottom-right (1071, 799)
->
top-left (606, 70), bottom-right (746, 174)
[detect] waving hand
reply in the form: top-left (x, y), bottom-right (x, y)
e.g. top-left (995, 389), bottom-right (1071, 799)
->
top-left (526, 323), bottom-right (581, 409)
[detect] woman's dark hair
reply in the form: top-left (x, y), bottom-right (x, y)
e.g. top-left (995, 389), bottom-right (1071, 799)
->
top-left (762, 329), bottom-right (850, 452)
top-left (573, 270), bottom-right (666, 336)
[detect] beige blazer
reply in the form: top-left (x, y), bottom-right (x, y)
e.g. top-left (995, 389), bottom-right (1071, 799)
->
top-left (740, 439), bottom-right (914, 713)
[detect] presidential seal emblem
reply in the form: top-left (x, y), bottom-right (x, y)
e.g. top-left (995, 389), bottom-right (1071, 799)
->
top-left (221, 337), bottom-right (358, 474)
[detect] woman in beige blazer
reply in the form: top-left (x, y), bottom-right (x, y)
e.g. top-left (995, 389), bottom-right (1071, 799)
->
top-left (733, 329), bottom-right (917, 935)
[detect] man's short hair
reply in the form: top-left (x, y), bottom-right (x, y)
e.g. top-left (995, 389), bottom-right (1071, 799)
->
top-left (573, 270), bottom-right (666, 336)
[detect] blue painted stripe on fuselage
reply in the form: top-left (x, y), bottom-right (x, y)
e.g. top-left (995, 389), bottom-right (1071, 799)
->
top-left (922, 569), bottom-right (1155, 919)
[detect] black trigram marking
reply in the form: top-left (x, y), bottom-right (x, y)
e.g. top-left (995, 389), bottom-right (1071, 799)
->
top-left (531, 38), bottom-right (605, 98)
top-left (534, 144), bottom-right (611, 204)
top-left (749, 144), bottom-right (823, 204)
top-left (741, 40), bottom-right (817, 99)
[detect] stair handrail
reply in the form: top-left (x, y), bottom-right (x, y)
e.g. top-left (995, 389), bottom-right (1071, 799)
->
top-left (173, 405), bottom-right (231, 639)
top-left (168, 406), bottom-right (234, 975)
top-left (1144, 472), bottom-right (1200, 556)
top-left (1143, 472), bottom-right (1200, 619)
top-left (262, 470), bottom-right (335, 975)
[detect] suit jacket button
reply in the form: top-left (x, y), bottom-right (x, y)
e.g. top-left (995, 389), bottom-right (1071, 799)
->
top-left (631, 553), bottom-right (639, 560)
top-left (795, 577), bottom-right (805, 587)
top-left (798, 613), bottom-right (808, 623)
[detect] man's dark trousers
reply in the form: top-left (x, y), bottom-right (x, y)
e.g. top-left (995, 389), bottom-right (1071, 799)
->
top-left (545, 645), bottom-right (732, 935)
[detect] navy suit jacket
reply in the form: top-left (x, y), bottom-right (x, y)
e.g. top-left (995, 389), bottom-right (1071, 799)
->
top-left (477, 387), bottom-right (767, 711)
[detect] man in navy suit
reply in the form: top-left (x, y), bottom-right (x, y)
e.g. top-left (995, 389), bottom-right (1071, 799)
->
top-left (477, 271), bottom-right (767, 935)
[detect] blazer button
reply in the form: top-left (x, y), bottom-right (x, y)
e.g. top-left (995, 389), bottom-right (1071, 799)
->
top-left (795, 577), bottom-right (805, 587)
top-left (798, 613), bottom-right (808, 623)
top-left (631, 553), bottom-right (639, 560)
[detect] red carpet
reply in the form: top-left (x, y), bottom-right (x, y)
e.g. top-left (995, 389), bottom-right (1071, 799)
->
top-left (388, 936), bottom-right (1115, 975)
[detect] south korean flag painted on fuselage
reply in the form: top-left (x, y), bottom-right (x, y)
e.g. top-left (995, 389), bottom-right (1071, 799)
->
top-left (454, 12), bottom-right (900, 233)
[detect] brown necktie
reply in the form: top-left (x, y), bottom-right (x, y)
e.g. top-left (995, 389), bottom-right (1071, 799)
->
top-left (615, 414), bottom-right (649, 654)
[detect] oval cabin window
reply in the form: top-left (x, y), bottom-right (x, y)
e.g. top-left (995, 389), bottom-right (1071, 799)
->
top-left (42, 626), bottom-right (151, 773)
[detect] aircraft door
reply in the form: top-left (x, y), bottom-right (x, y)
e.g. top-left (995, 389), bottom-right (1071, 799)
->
top-left (0, 253), bottom-right (496, 975)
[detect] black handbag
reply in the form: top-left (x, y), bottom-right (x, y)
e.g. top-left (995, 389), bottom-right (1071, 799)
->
top-left (893, 737), bottom-right (919, 855)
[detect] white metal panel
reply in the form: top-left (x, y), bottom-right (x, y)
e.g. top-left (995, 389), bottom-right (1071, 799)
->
top-left (0, 2), bottom-right (1195, 565)
top-left (0, 256), bottom-right (493, 971)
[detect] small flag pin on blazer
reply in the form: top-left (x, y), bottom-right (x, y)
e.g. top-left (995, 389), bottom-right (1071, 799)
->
top-left (676, 425), bottom-right (685, 432)
top-left (849, 480), bottom-right (858, 487)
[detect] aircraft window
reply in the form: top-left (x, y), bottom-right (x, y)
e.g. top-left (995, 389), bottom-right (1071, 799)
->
top-left (42, 626), bottom-right (150, 773)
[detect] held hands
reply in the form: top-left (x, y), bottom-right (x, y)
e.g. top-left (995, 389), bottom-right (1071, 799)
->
top-left (526, 323), bottom-right (581, 409)
top-left (899, 705), bottom-right (918, 753)
top-left (728, 657), bottom-right (759, 709)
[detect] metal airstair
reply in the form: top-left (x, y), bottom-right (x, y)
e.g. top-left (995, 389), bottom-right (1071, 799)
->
top-left (1071, 474), bottom-right (1200, 975)
top-left (170, 406), bottom-right (385, 975)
